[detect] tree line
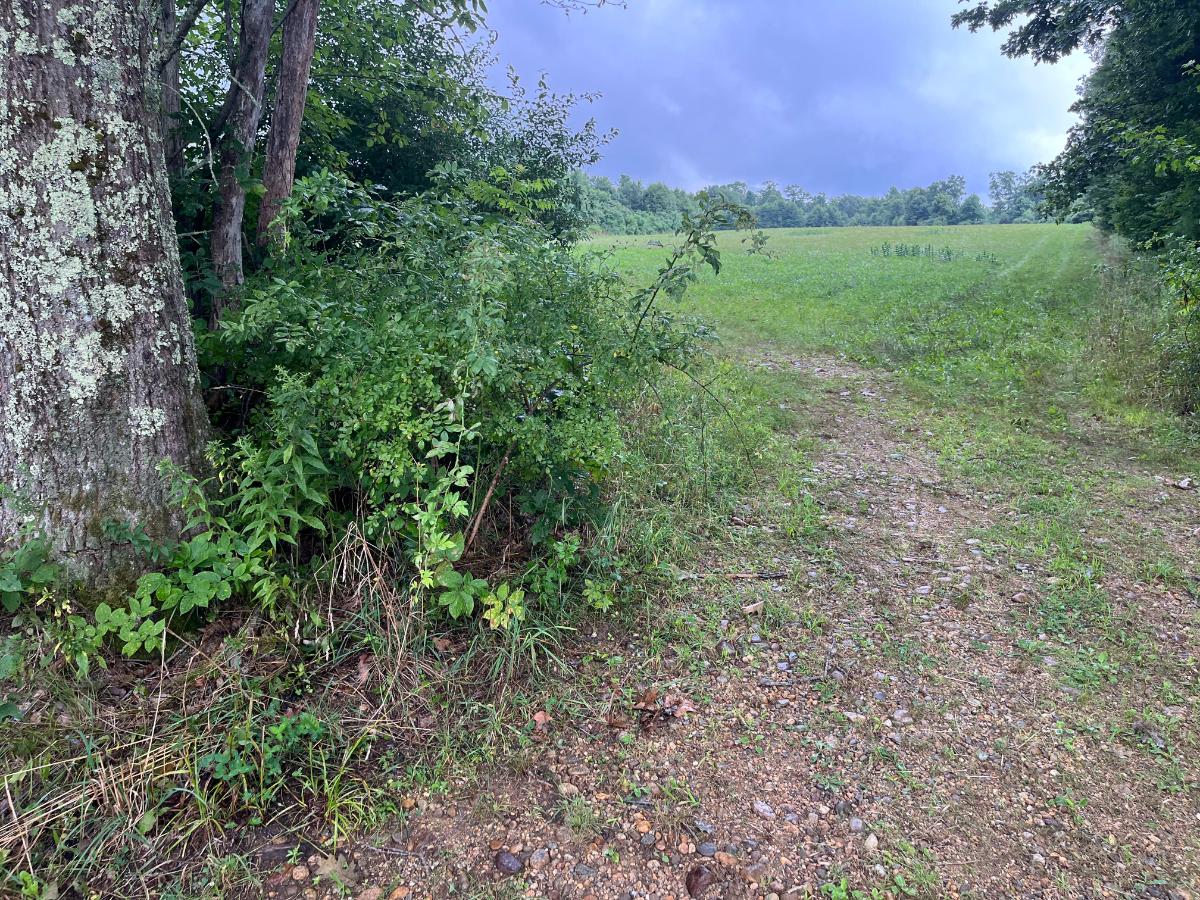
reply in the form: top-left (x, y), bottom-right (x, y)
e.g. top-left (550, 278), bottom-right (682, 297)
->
top-left (570, 169), bottom-right (1054, 234)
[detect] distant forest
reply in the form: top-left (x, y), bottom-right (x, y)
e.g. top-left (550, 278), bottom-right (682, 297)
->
top-left (570, 168), bottom-right (1077, 234)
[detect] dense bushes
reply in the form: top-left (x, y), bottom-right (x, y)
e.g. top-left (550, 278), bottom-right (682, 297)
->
top-left (1091, 236), bottom-right (1200, 418)
top-left (1, 173), bottom-right (756, 674)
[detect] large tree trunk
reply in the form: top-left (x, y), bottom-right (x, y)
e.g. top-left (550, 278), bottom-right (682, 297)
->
top-left (0, 1), bottom-right (208, 577)
top-left (210, 0), bottom-right (274, 319)
top-left (257, 0), bottom-right (320, 246)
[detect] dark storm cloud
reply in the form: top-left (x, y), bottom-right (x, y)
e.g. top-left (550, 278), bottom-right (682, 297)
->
top-left (484, 0), bottom-right (1091, 198)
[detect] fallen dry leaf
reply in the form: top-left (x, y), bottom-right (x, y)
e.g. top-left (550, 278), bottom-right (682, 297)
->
top-left (356, 653), bottom-right (373, 686)
top-left (662, 692), bottom-right (697, 718)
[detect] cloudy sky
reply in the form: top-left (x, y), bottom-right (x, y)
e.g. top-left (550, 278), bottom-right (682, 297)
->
top-left (484, 0), bottom-right (1093, 199)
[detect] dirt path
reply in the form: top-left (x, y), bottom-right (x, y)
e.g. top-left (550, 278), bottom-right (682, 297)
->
top-left (263, 359), bottom-right (1198, 900)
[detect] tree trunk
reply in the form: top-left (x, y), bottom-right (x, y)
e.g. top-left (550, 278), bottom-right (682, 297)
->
top-left (210, 0), bottom-right (274, 319)
top-left (257, 0), bottom-right (320, 246)
top-left (0, 1), bottom-right (208, 578)
top-left (160, 0), bottom-right (184, 178)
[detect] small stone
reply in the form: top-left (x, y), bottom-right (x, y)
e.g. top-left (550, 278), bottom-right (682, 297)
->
top-left (864, 834), bottom-right (879, 853)
top-left (871, 865), bottom-right (886, 879)
top-left (1032, 853), bottom-right (1046, 867)
top-left (388, 889), bottom-right (411, 900)
top-left (291, 866), bottom-right (310, 882)
top-left (559, 783), bottom-right (579, 797)
top-left (574, 862), bottom-right (597, 878)
top-left (697, 842), bottom-right (717, 857)
top-left (753, 800), bottom-right (776, 819)
top-left (686, 865), bottom-right (715, 898)
top-left (357, 889), bottom-right (383, 900)
top-left (776, 661), bottom-right (790, 671)
top-left (849, 818), bottom-right (864, 833)
top-left (494, 850), bottom-right (523, 875)
top-left (641, 832), bottom-right (656, 846)
top-left (529, 848), bottom-right (550, 868)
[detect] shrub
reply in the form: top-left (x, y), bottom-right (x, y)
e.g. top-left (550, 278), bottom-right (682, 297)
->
top-left (13, 173), bottom-right (759, 671)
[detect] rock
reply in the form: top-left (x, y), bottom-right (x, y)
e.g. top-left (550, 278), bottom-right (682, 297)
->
top-left (559, 782), bottom-right (580, 797)
top-left (864, 834), bottom-right (879, 853)
top-left (357, 889), bottom-right (383, 900)
top-left (752, 800), bottom-right (776, 819)
top-left (871, 865), bottom-right (887, 879)
top-left (1032, 853), bottom-right (1046, 867)
top-left (388, 889), bottom-right (411, 900)
top-left (291, 866), bottom-right (311, 882)
top-left (849, 818), bottom-right (864, 833)
top-left (697, 842), bottom-right (717, 857)
top-left (574, 862), bottom-right (597, 878)
top-left (494, 850), bottom-right (523, 875)
top-left (529, 848), bottom-right (550, 868)
top-left (686, 865), bottom-right (715, 898)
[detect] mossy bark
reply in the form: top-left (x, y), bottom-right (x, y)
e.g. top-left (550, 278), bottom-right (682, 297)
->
top-left (0, 1), bottom-right (208, 577)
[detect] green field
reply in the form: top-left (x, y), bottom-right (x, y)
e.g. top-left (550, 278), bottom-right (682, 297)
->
top-left (596, 223), bottom-right (1102, 406)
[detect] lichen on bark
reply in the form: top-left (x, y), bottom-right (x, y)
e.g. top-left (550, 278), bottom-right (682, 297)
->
top-left (0, 0), bottom-right (208, 577)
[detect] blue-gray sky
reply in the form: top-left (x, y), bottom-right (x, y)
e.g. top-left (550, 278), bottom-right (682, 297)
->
top-left (484, 0), bottom-right (1093, 199)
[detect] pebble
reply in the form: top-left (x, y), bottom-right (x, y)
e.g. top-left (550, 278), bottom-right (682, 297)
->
top-left (291, 866), bottom-right (310, 882)
top-left (864, 834), bottom-right (879, 852)
top-left (574, 862), bottom-right (597, 878)
top-left (849, 817), bottom-right (864, 833)
top-left (697, 842), bottom-right (717, 857)
top-left (494, 850), bottom-right (523, 875)
top-left (529, 848), bottom-right (550, 868)
top-left (753, 800), bottom-right (776, 819)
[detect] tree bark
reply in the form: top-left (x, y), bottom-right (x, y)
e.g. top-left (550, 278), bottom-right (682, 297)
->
top-left (0, 1), bottom-right (209, 577)
top-left (160, 0), bottom-right (184, 177)
top-left (257, 0), bottom-right (320, 246)
top-left (210, 0), bottom-right (273, 318)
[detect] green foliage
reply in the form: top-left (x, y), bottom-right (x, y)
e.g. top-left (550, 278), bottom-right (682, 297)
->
top-left (1151, 237), bottom-right (1200, 413)
top-left (0, 534), bottom-right (57, 615)
top-left (574, 172), bottom-right (1012, 235)
top-left (963, 1), bottom-right (1200, 242)
top-left (12, 170), bottom-right (755, 676)
top-left (201, 706), bottom-right (330, 817)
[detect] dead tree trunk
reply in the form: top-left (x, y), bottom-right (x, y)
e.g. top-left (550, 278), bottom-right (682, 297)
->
top-left (257, 0), bottom-right (320, 246)
top-left (210, 0), bottom-right (273, 318)
top-left (0, 1), bottom-right (208, 577)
